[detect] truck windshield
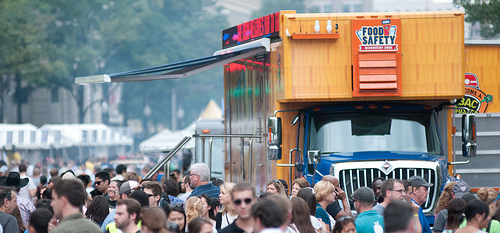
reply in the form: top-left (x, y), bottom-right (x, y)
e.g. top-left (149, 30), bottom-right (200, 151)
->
top-left (308, 110), bottom-right (442, 155)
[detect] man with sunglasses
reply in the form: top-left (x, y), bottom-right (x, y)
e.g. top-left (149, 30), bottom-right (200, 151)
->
top-left (94, 171), bottom-right (111, 200)
top-left (373, 179), bottom-right (406, 215)
top-left (220, 182), bottom-right (257, 233)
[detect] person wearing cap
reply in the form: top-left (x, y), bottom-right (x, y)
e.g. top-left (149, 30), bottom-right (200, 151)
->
top-left (433, 181), bottom-right (471, 233)
top-left (352, 187), bottom-right (384, 233)
top-left (101, 180), bottom-right (140, 232)
top-left (0, 171), bottom-right (36, 226)
top-left (373, 179), bottom-right (406, 216)
top-left (409, 176), bottom-right (434, 233)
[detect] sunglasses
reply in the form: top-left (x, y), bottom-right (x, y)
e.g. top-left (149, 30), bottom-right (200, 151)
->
top-left (146, 194), bottom-right (155, 197)
top-left (494, 194), bottom-right (500, 204)
top-left (234, 198), bottom-right (252, 206)
top-left (95, 181), bottom-right (102, 186)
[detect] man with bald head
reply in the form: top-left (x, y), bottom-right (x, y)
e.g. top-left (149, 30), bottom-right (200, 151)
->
top-left (322, 175), bottom-right (352, 219)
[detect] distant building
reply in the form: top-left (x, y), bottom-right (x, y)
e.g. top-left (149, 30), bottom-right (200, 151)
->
top-left (1, 85), bottom-right (106, 126)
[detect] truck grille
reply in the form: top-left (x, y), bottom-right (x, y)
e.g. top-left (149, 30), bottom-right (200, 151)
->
top-left (338, 167), bottom-right (438, 212)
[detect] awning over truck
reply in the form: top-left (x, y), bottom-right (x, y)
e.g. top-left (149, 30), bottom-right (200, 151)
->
top-left (75, 38), bottom-right (270, 84)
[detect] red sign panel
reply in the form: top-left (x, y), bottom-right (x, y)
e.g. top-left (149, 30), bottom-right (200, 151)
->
top-left (222, 12), bottom-right (280, 49)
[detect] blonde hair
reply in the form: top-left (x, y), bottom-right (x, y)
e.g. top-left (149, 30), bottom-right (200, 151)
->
top-left (314, 181), bottom-right (335, 202)
top-left (435, 181), bottom-right (457, 213)
top-left (477, 188), bottom-right (500, 206)
top-left (185, 196), bottom-right (203, 224)
top-left (220, 182), bottom-right (235, 214)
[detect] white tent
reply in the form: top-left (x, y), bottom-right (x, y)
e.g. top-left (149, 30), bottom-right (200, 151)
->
top-left (139, 122), bottom-right (195, 152)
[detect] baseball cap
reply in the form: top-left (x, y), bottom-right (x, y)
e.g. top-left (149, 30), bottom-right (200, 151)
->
top-left (452, 181), bottom-right (471, 198)
top-left (119, 180), bottom-right (139, 195)
top-left (351, 187), bottom-right (376, 203)
top-left (409, 176), bottom-right (433, 188)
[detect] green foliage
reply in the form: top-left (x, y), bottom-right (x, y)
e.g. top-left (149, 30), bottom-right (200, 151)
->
top-left (458, 0), bottom-right (500, 38)
top-left (0, 0), bottom-right (228, 128)
top-left (252, 0), bottom-right (306, 19)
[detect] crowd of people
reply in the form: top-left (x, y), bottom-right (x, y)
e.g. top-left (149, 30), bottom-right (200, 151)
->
top-left (0, 159), bottom-right (499, 233)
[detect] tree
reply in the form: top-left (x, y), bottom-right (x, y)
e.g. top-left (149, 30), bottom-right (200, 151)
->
top-left (458, 0), bottom-right (500, 38)
top-left (0, 0), bottom-right (53, 123)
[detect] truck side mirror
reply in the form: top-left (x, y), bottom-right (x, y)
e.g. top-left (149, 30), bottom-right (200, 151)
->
top-left (308, 150), bottom-right (321, 164)
top-left (268, 117), bottom-right (282, 160)
top-left (462, 114), bottom-right (477, 157)
top-left (268, 145), bottom-right (282, 160)
top-left (268, 117), bottom-right (282, 145)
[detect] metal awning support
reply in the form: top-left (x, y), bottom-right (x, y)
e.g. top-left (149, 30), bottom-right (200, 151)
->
top-left (144, 136), bottom-right (191, 179)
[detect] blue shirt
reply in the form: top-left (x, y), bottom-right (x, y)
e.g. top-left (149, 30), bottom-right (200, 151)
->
top-left (189, 182), bottom-right (220, 198)
top-left (315, 203), bottom-right (331, 227)
top-left (101, 209), bottom-right (115, 233)
top-left (412, 199), bottom-right (432, 233)
top-left (355, 210), bottom-right (384, 233)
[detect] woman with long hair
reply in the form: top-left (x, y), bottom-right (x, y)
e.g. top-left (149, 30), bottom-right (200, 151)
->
top-left (456, 200), bottom-right (491, 233)
top-left (167, 204), bottom-right (187, 233)
top-left (477, 188), bottom-right (500, 232)
top-left (443, 198), bottom-right (467, 233)
top-left (288, 197), bottom-right (317, 233)
top-left (185, 197), bottom-right (203, 226)
top-left (199, 194), bottom-right (216, 227)
top-left (267, 179), bottom-right (287, 196)
top-left (291, 179), bottom-right (311, 197)
top-left (435, 182), bottom-right (458, 214)
top-left (140, 207), bottom-right (169, 233)
top-left (297, 187), bottom-right (327, 232)
top-left (216, 182), bottom-right (237, 230)
top-left (85, 195), bottom-right (110, 227)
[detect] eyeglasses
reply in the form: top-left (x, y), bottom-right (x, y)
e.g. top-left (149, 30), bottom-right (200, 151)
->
top-left (95, 181), bottom-right (102, 186)
top-left (146, 194), bottom-right (155, 197)
top-left (234, 198), bottom-right (252, 206)
top-left (189, 173), bottom-right (198, 177)
top-left (391, 189), bottom-right (406, 194)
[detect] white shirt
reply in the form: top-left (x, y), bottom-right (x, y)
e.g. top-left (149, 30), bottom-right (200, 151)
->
top-left (19, 174), bottom-right (36, 202)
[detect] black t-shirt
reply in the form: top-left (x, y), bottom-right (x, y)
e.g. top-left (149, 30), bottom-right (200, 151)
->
top-left (219, 221), bottom-right (245, 233)
top-left (108, 199), bottom-right (116, 209)
top-left (215, 212), bottom-right (222, 231)
top-left (326, 202), bottom-right (342, 219)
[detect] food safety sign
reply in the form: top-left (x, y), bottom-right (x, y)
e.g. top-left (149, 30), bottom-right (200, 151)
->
top-left (352, 18), bottom-right (401, 52)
